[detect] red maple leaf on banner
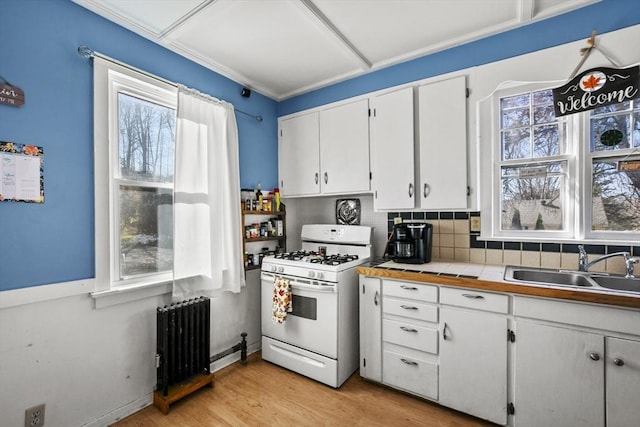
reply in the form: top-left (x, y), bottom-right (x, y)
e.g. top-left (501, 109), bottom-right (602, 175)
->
top-left (582, 74), bottom-right (602, 90)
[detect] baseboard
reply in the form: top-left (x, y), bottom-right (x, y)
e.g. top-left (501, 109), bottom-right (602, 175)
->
top-left (81, 392), bottom-right (152, 427)
top-left (83, 345), bottom-right (262, 425)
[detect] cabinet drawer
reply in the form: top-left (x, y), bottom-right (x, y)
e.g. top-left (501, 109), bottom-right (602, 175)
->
top-left (383, 298), bottom-right (438, 323)
top-left (440, 287), bottom-right (509, 314)
top-left (383, 319), bottom-right (438, 353)
top-left (383, 280), bottom-right (438, 303)
top-left (383, 350), bottom-right (438, 400)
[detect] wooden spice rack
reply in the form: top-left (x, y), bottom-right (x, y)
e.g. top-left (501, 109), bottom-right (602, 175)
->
top-left (241, 207), bottom-right (286, 270)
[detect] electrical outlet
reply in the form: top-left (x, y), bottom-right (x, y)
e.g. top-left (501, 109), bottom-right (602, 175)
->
top-left (25, 404), bottom-right (45, 427)
top-left (470, 216), bottom-right (481, 232)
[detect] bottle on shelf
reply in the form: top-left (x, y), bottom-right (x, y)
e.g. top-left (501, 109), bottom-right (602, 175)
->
top-left (255, 184), bottom-right (263, 211)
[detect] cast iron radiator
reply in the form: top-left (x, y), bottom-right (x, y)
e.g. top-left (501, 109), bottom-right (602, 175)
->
top-left (156, 297), bottom-right (211, 396)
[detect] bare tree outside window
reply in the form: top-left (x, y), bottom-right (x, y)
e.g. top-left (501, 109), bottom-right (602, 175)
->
top-left (117, 93), bottom-right (175, 278)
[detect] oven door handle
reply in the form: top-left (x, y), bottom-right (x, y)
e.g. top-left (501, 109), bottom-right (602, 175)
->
top-left (262, 272), bottom-right (336, 293)
top-left (290, 282), bottom-right (336, 293)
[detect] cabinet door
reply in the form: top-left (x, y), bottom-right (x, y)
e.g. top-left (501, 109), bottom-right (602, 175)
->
top-left (369, 87), bottom-right (415, 210)
top-left (514, 321), bottom-right (604, 427)
top-left (359, 276), bottom-right (382, 382)
top-left (319, 99), bottom-right (370, 195)
top-left (439, 306), bottom-right (507, 425)
top-left (279, 113), bottom-right (320, 196)
top-left (606, 337), bottom-right (640, 427)
top-left (418, 75), bottom-right (467, 209)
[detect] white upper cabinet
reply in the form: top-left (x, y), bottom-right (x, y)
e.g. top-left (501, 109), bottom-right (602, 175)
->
top-left (319, 99), bottom-right (370, 195)
top-left (279, 112), bottom-right (320, 196)
top-left (279, 100), bottom-right (370, 197)
top-left (369, 87), bottom-right (415, 210)
top-left (418, 75), bottom-right (468, 210)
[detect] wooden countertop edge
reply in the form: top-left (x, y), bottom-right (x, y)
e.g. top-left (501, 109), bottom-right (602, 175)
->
top-left (355, 266), bottom-right (640, 310)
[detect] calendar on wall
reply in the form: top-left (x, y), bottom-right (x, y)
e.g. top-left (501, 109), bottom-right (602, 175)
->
top-left (1, 141), bottom-right (44, 203)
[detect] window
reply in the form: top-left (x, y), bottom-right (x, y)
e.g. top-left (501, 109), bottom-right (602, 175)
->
top-left (587, 96), bottom-right (640, 237)
top-left (495, 87), bottom-right (573, 239)
top-left (94, 59), bottom-right (177, 293)
top-left (491, 84), bottom-right (639, 243)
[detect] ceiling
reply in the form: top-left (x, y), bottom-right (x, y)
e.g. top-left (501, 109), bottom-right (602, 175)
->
top-left (73, 0), bottom-right (598, 101)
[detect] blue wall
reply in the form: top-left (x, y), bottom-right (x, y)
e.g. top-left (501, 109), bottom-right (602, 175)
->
top-left (278, 0), bottom-right (640, 116)
top-left (1, 0), bottom-right (638, 291)
top-left (0, 0), bottom-right (278, 291)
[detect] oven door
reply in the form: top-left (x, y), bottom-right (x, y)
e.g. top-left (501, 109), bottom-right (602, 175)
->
top-left (261, 271), bottom-right (338, 359)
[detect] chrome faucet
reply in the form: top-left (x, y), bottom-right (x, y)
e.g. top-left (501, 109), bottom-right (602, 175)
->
top-left (578, 245), bottom-right (639, 278)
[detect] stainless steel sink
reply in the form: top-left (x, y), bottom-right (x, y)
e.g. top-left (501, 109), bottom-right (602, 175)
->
top-left (590, 276), bottom-right (640, 293)
top-left (509, 269), bottom-right (594, 287)
top-left (504, 265), bottom-right (640, 294)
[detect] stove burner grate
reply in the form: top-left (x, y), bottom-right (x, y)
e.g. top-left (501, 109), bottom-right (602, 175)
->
top-left (273, 251), bottom-right (359, 265)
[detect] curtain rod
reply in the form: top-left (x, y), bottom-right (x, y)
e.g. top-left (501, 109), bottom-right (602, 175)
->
top-left (77, 45), bottom-right (263, 122)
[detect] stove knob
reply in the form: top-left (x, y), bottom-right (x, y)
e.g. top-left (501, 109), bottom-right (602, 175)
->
top-left (308, 271), bottom-right (315, 278)
top-left (317, 272), bottom-right (324, 279)
top-left (277, 266), bottom-right (284, 273)
top-left (270, 265), bottom-right (277, 272)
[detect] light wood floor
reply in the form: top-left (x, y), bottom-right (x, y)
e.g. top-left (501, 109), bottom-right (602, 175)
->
top-left (114, 353), bottom-right (495, 426)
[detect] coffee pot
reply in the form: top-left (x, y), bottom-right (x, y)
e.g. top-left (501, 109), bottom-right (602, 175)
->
top-left (384, 222), bottom-right (433, 264)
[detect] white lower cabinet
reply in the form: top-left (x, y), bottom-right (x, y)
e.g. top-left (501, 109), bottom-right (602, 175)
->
top-left (514, 321), bottom-right (605, 427)
top-left (381, 280), bottom-right (439, 400)
top-left (606, 337), bottom-right (640, 427)
top-left (513, 296), bottom-right (640, 427)
top-left (359, 276), bottom-right (382, 382)
top-left (358, 276), bottom-right (640, 427)
top-left (439, 288), bottom-right (508, 425)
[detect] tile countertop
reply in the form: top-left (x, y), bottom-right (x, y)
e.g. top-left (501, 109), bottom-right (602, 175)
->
top-left (356, 261), bottom-right (640, 309)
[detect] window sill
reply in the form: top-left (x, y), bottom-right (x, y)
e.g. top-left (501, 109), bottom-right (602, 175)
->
top-left (91, 280), bottom-right (172, 309)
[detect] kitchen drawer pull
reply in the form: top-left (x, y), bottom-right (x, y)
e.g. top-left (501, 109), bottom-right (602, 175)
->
top-left (589, 352), bottom-right (601, 361)
top-left (400, 326), bottom-right (418, 333)
top-left (374, 290), bottom-right (379, 306)
top-left (613, 358), bottom-right (624, 366)
top-left (462, 293), bottom-right (484, 299)
top-left (400, 285), bottom-right (418, 290)
top-left (442, 322), bottom-right (448, 341)
top-left (400, 358), bottom-right (418, 366)
top-left (400, 305), bottom-right (418, 310)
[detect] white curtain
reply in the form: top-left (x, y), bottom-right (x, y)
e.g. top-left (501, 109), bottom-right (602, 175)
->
top-left (172, 85), bottom-right (245, 299)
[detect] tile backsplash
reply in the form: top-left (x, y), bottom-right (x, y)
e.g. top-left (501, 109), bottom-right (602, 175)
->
top-left (388, 211), bottom-right (640, 276)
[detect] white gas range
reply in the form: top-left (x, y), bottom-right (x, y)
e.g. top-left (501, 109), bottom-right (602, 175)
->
top-left (261, 224), bottom-right (372, 388)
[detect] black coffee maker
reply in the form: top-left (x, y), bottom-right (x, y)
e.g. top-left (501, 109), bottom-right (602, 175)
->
top-left (384, 223), bottom-right (433, 264)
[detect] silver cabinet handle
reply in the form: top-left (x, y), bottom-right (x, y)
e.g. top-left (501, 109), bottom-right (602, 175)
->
top-left (408, 183), bottom-right (414, 197)
top-left (589, 352), bottom-right (601, 361)
top-left (401, 358), bottom-right (418, 366)
top-left (462, 293), bottom-right (485, 299)
top-left (400, 326), bottom-right (418, 333)
top-left (324, 172), bottom-right (328, 184)
top-left (423, 183), bottom-right (430, 198)
top-left (400, 305), bottom-right (418, 310)
top-left (314, 172), bottom-right (318, 184)
top-left (374, 290), bottom-right (379, 306)
top-left (400, 285), bottom-right (418, 290)
top-left (442, 322), bottom-right (448, 341)
top-left (613, 358), bottom-right (624, 366)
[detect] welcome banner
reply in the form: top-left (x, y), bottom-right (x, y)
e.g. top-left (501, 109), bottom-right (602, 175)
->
top-left (552, 65), bottom-right (639, 117)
